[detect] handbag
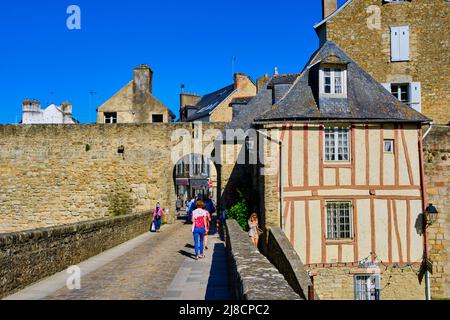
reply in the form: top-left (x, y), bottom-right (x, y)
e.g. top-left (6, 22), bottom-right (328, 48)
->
top-left (257, 227), bottom-right (264, 236)
top-left (150, 222), bottom-right (156, 232)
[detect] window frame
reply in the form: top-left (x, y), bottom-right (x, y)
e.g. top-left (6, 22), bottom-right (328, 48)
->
top-left (354, 274), bottom-right (382, 301)
top-left (320, 66), bottom-right (347, 97)
top-left (325, 201), bottom-right (354, 241)
top-left (104, 112), bottom-right (117, 124)
top-left (323, 127), bottom-right (351, 163)
top-left (384, 139), bottom-right (395, 154)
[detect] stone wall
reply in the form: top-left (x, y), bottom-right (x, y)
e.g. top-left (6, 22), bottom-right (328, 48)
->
top-left (264, 227), bottom-right (319, 300)
top-left (224, 220), bottom-right (301, 300)
top-left (423, 125), bottom-right (450, 299)
top-left (0, 123), bottom-right (227, 233)
top-left (0, 211), bottom-right (151, 298)
top-left (321, 0), bottom-right (450, 124)
top-left (311, 264), bottom-right (424, 300)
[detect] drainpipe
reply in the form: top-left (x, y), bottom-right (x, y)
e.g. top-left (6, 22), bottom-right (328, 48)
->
top-left (257, 129), bottom-right (284, 230)
top-left (419, 122), bottom-right (432, 300)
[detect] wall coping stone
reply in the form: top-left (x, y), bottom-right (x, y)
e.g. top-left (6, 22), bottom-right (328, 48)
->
top-left (225, 220), bottom-right (301, 300)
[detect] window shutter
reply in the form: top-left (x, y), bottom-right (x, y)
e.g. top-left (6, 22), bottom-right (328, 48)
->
top-left (399, 26), bottom-right (410, 61)
top-left (391, 27), bottom-right (401, 61)
top-left (381, 83), bottom-right (391, 93)
top-left (410, 82), bottom-right (422, 112)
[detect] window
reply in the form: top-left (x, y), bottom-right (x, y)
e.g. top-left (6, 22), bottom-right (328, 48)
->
top-left (382, 82), bottom-right (421, 112)
top-left (391, 83), bottom-right (410, 104)
top-left (324, 127), bottom-right (350, 161)
top-left (384, 140), bottom-right (394, 153)
top-left (104, 112), bottom-right (117, 124)
top-left (326, 202), bottom-right (353, 240)
top-left (354, 275), bottom-right (381, 300)
top-left (152, 114), bottom-right (164, 123)
top-left (321, 67), bottom-right (346, 95)
top-left (391, 26), bottom-right (410, 61)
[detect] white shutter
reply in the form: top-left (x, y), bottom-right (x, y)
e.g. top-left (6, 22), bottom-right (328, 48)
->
top-left (410, 82), bottom-right (422, 112)
top-left (381, 83), bottom-right (391, 93)
top-left (391, 27), bottom-right (401, 61)
top-left (399, 26), bottom-right (410, 61)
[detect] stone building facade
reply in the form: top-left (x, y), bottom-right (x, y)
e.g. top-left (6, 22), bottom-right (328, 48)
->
top-left (423, 126), bottom-right (450, 299)
top-left (97, 64), bottom-right (175, 124)
top-left (315, 0), bottom-right (450, 125)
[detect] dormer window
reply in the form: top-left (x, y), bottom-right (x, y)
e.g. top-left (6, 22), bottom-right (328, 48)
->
top-left (320, 67), bottom-right (347, 96)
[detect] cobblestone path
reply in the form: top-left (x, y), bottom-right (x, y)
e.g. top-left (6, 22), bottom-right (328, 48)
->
top-left (7, 217), bottom-right (232, 300)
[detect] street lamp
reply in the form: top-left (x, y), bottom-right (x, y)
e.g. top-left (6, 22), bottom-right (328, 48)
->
top-left (425, 204), bottom-right (439, 227)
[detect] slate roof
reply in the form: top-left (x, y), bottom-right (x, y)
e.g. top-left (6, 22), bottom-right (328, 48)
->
top-left (226, 77), bottom-right (276, 131)
top-left (254, 41), bottom-right (430, 124)
top-left (267, 74), bottom-right (301, 87)
top-left (230, 97), bottom-right (255, 105)
top-left (187, 84), bottom-right (236, 121)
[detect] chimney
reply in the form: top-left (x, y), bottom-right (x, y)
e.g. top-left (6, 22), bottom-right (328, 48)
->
top-left (133, 64), bottom-right (153, 99)
top-left (180, 91), bottom-right (201, 122)
top-left (322, 0), bottom-right (337, 19)
top-left (256, 74), bottom-right (270, 93)
top-left (61, 102), bottom-right (73, 115)
top-left (234, 73), bottom-right (247, 90)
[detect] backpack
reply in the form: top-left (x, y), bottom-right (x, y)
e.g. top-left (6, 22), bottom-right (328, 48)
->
top-left (194, 210), bottom-right (206, 229)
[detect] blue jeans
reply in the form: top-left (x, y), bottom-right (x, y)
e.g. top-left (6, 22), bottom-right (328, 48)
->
top-left (193, 227), bottom-right (205, 257)
top-left (154, 217), bottom-right (161, 231)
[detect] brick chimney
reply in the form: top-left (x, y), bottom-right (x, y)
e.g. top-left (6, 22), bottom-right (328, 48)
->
top-left (322, 0), bottom-right (337, 19)
top-left (234, 73), bottom-right (247, 90)
top-left (133, 64), bottom-right (153, 99)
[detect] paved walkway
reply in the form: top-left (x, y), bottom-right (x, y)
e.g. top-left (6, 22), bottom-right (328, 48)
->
top-left (5, 216), bottom-right (232, 300)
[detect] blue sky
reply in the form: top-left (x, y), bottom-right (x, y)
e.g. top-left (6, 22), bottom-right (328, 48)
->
top-left (0, 0), bottom-right (346, 124)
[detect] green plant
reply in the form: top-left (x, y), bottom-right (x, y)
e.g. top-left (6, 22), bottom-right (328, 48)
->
top-left (227, 189), bottom-right (249, 231)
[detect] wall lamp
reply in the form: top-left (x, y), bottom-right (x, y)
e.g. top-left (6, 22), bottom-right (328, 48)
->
top-left (425, 204), bottom-right (439, 227)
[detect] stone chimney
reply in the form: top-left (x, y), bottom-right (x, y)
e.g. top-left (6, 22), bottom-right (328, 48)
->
top-left (61, 102), bottom-right (73, 115)
top-left (234, 73), bottom-right (247, 90)
top-left (256, 74), bottom-right (270, 93)
top-left (22, 98), bottom-right (41, 112)
top-left (180, 92), bottom-right (201, 122)
top-left (133, 64), bottom-right (153, 102)
top-left (322, 0), bottom-right (337, 19)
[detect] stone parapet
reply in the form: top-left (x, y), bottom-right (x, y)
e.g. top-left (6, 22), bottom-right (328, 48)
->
top-left (265, 227), bottom-right (319, 300)
top-left (0, 211), bottom-right (151, 298)
top-left (224, 220), bottom-right (301, 300)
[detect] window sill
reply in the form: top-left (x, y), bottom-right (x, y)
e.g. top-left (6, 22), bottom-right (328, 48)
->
top-left (325, 239), bottom-right (355, 245)
top-left (323, 161), bottom-right (352, 167)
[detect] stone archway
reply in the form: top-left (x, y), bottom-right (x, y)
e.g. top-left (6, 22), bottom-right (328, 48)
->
top-left (173, 153), bottom-right (219, 212)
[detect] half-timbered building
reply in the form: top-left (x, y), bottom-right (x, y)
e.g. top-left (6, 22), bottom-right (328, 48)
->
top-left (237, 41), bottom-right (431, 299)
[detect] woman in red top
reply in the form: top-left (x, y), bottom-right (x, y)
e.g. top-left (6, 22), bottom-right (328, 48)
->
top-left (191, 200), bottom-right (207, 260)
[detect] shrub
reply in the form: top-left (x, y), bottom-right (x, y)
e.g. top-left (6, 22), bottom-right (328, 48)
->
top-left (227, 189), bottom-right (249, 231)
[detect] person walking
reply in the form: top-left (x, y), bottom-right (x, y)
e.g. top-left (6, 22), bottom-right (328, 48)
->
top-left (192, 200), bottom-right (208, 260)
top-left (153, 202), bottom-right (164, 232)
top-left (248, 213), bottom-right (260, 247)
top-left (187, 196), bottom-right (197, 224)
top-left (176, 195), bottom-right (183, 217)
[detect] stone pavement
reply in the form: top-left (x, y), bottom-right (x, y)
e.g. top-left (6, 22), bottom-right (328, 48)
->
top-left (5, 218), bottom-right (232, 300)
top-left (164, 220), bottom-right (232, 300)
